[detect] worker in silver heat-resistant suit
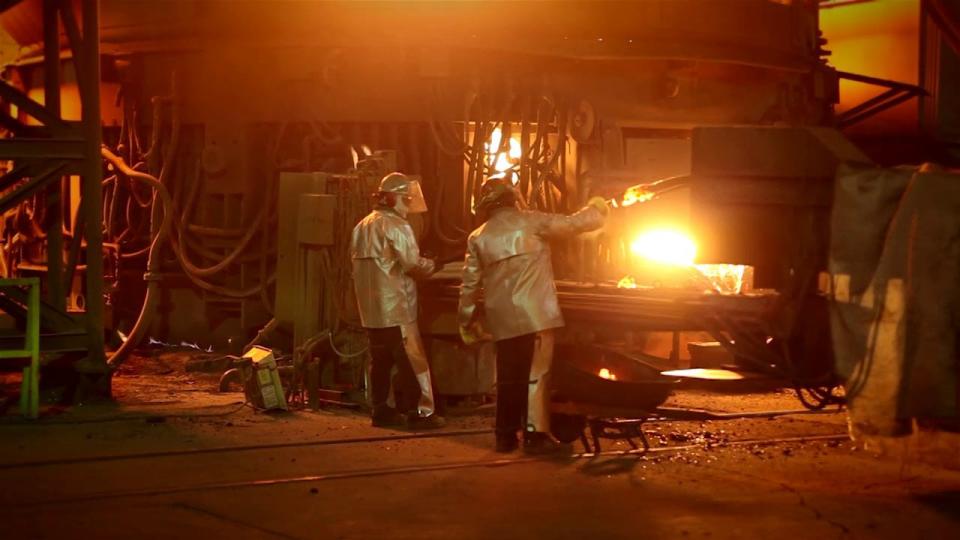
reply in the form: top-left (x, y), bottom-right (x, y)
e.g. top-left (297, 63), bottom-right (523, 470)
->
top-left (351, 172), bottom-right (445, 430)
top-left (458, 174), bottom-right (608, 453)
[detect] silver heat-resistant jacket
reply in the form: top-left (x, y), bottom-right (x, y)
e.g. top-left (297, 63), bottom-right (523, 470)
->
top-left (459, 206), bottom-right (604, 340)
top-left (351, 209), bottom-right (435, 328)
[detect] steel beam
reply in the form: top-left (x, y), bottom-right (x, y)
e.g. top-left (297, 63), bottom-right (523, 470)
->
top-left (0, 112), bottom-right (43, 137)
top-left (0, 80), bottom-right (69, 133)
top-left (78, 0), bottom-right (105, 369)
top-left (0, 331), bottom-right (89, 354)
top-left (0, 138), bottom-right (86, 160)
top-left (44, 0), bottom-right (65, 311)
top-left (0, 0), bottom-right (106, 380)
top-left (840, 92), bottom-right (921, 129)
top-left (58, 0), bottom-right (89, 75)
top-left (836, 70), bottom-right (925, 92)
top-left (0, 160), bottom-right (70, 214)
top-left (0, 162), bottom-right (30, 192)
top-left (0, 288), bottom-right (78, 333)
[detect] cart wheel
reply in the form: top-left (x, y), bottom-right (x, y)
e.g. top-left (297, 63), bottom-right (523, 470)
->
top-left (551, 413), bottom-right (587, 443)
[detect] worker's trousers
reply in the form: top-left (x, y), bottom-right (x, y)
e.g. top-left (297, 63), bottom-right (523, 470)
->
top-left (366, 323), bottom-right (436, 418)
top-left (494, 329), bottom-right (555, 436)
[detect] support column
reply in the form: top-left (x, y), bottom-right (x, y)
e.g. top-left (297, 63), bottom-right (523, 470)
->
top-left (43, 0), bottom-right (65, 311)
top-left (77, 0), bottom-right (104, 368)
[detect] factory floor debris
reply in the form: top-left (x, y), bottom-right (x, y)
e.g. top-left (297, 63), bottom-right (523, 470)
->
top-left (2, 351), bottom-right (958, 540)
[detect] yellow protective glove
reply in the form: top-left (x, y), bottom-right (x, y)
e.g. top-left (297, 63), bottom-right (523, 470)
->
top-left (459, 325), bottom-right (480, 346)
top-left (587, 196), bottom-right (610, 216)
top-left (459, 322), bottom-right (492, 346)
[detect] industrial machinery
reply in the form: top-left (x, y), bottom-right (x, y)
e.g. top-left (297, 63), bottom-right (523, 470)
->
top-left (0, 1), bottom-right (957, 408)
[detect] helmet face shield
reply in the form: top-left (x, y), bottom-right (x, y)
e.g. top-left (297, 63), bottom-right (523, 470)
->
top-left (403, 180), bottom-right (428, 214)
top-left (376, 172), bottom-right (428, 215)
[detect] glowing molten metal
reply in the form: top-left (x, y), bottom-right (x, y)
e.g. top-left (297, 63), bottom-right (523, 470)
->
top-left (694, 263), bottom-right (749, 295)
top-left (630, 229), bottom-right (697, 266)
top-left (598, 368), bottom-right (617, 381)
top-left (620, 185), bottom-right (655, 207)
top-left (618, 228), bottom-right (751, 294)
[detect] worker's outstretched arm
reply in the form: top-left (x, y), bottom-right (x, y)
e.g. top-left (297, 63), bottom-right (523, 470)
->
top-left (389, 223), bottom-right (435, 278)
top-left (537, 198), bottom-right (607, 238)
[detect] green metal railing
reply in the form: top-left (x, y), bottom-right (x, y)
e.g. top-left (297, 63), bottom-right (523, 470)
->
top-left (0, 278), bottom-right (41, 419)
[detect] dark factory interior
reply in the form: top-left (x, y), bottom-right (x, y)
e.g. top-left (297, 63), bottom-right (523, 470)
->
top-left (0, 1), bottom-right (959, 538)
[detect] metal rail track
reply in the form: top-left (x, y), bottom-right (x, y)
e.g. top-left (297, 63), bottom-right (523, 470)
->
top-left (0, 428), bottom-right (495, 470)
top-left (6, 433), bottom-right (849, 508)
top-left (0, 407), bottom-right (842, 470)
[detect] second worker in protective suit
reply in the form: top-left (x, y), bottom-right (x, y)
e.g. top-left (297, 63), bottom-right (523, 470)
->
top-left (351, 172), bottom-right (445, 430)
top-left (459, 174), bottom-right (607, 452)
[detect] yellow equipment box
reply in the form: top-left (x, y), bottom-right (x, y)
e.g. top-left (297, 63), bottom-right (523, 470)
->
top-left (243, 346), bottom-right (288, 411)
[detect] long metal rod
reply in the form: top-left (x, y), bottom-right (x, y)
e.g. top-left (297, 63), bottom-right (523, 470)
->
top-left (6, 433), bottom-right (850, 508)
top-left (836, 87), bottom-right (901, 123)
top-left (77, 0), bottom-right (105, 369)
top-left (44, 0), bottom-right (65, 311)
top-left (836, 70), bottom-right (926, 93)
top-left (819, 0), bottom-right (876, 9)
top-left (840, 92), bottom-right (920, 129)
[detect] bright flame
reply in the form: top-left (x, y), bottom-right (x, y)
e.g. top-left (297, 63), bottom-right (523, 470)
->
top-left (630, 229), bottom-right (696, 266)
top-left (621, 185), bottom-right (655, 207)
top-left (486, 127), bottom-right (521, 173)
top-left (694, 264), bottom-right (748, 294)
top-left (619, 264), bottom-right (750, 293)
top-left (598, 368), bottom-right (617, 381)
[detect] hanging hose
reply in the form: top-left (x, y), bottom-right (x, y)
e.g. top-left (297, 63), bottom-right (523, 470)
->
top-left (141, 92), bottom-right (277, 299)
top-left (243, 317), bottom-right (278, 353)
top-left (169, 203), bottom-right (267, 278)
top-left (328, 331), bottom-right (369, 359)
top-left (103, 78), bottom-right (181, 369)
top-left (101, 147), bottom-right (174, 370)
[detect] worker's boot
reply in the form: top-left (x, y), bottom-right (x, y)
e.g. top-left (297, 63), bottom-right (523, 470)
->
top-left (371, 406), bottom-right (404, 428)
top-left (404, 412), bottom-right (447, 430)
top-left (523, 431), bottom-right (567, 455)
top-left (495, 432), bottom-right (519, 453)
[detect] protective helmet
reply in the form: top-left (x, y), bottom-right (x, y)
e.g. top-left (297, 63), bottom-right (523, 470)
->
top-left (376, 172), bottom-right (427, 215)
top-left (474, 172), bottom-right (519, 217)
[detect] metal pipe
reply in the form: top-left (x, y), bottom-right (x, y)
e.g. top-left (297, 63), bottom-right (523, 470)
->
top-left (100, 147), bottom-right (174, 369)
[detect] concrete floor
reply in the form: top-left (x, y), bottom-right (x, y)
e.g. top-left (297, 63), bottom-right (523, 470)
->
top-left (1, 352), bottom-right (959, 539)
